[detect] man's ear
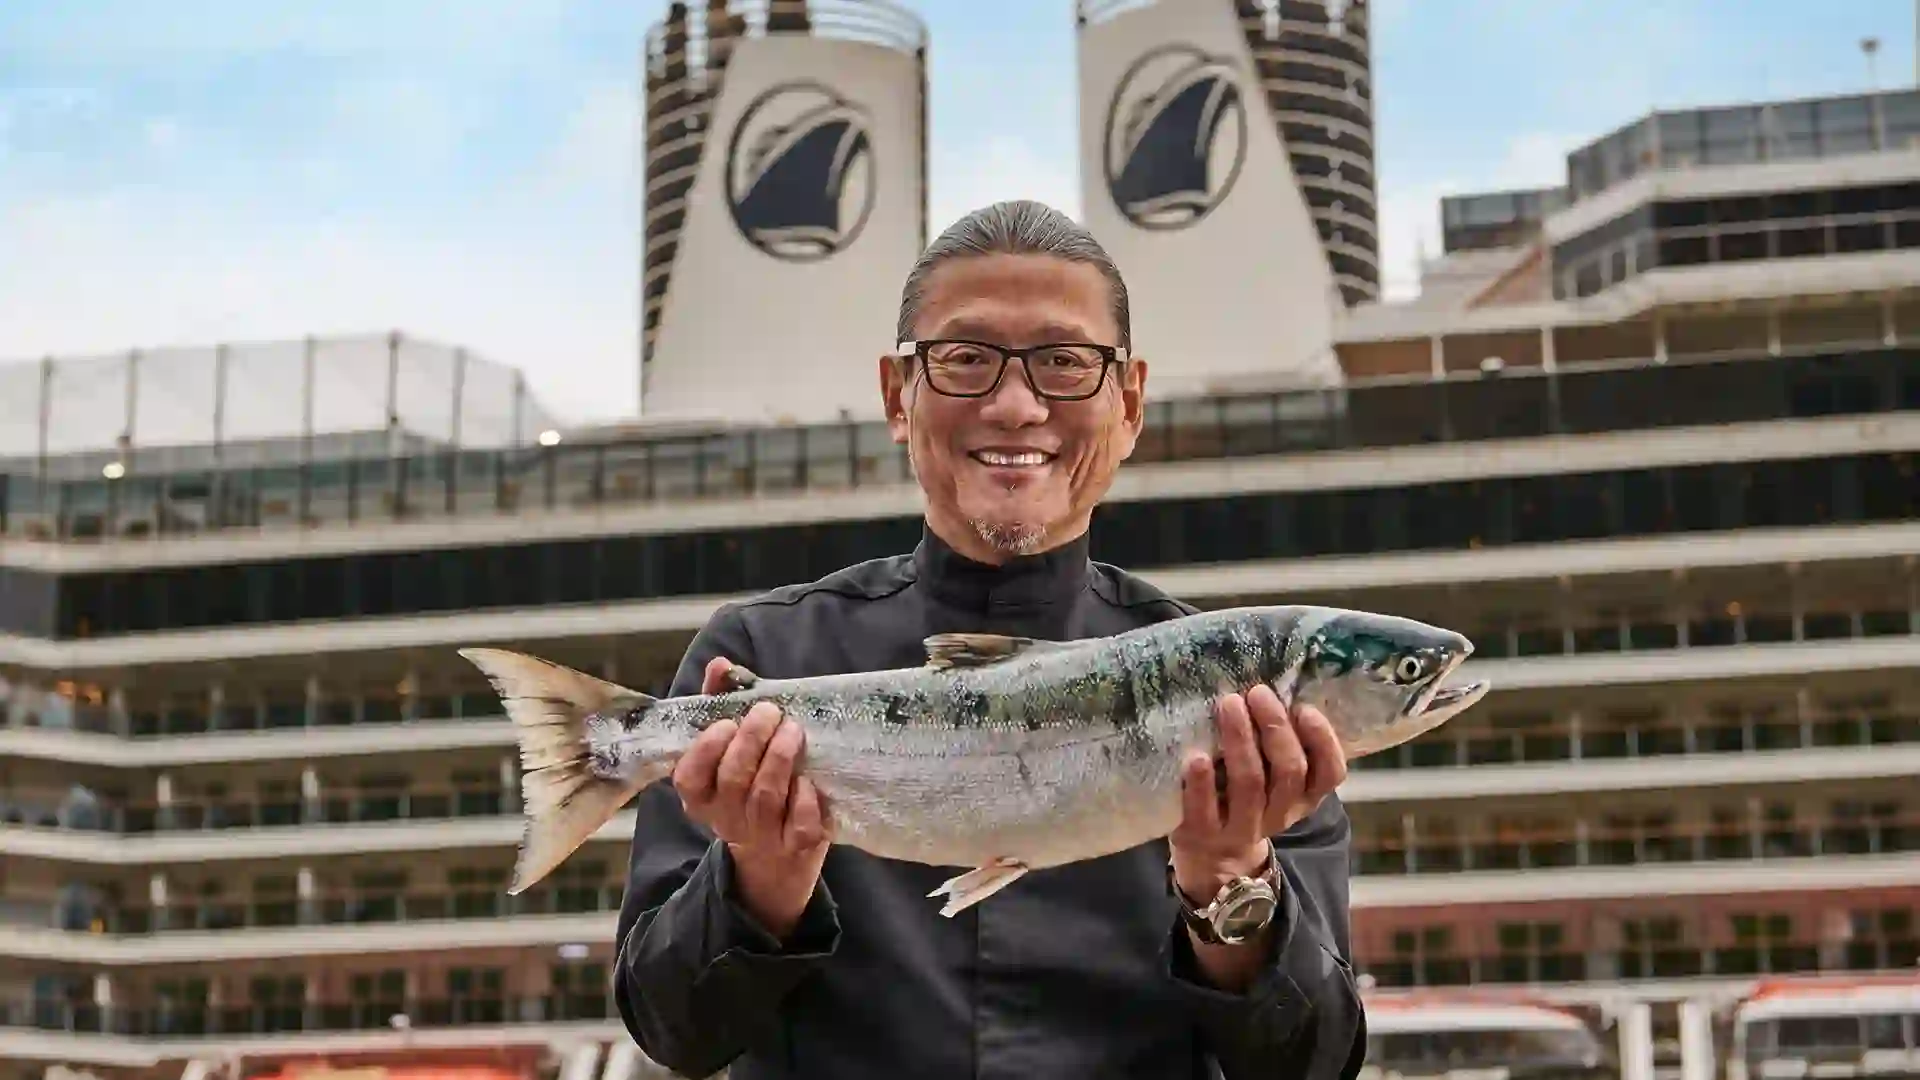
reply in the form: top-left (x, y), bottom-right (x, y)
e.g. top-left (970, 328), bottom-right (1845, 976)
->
top-left (1115, 355), bottom-right (1149, 460)
top-left (879, 354), bottom-right (910, 444)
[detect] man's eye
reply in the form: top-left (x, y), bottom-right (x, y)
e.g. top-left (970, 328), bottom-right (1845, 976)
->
top-left (1037, 348), bottom-right (1100, 367)
top-left (932, 347), bottom-right (990, 365)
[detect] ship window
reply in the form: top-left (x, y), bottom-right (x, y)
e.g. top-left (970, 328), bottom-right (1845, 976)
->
top-left (17, 447), bottom-right (1920, 640)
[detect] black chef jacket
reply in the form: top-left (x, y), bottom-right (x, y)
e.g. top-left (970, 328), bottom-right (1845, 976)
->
top-left (614, 525), bottom-right (1365, 1080)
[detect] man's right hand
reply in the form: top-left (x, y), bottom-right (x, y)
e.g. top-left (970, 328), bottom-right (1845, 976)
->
top-left (671, 656), bottom-right (833, 940)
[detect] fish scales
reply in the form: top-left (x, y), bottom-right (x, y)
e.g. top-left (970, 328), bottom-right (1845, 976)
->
top-left (667, 613), bottom-right (1287, 870)
top-left (460, 603), bottom-right (1492, 914)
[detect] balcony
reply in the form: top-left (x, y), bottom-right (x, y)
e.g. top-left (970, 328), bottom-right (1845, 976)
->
top-left (0, 809), bottom-right (637, 865)
top-left (6, 542), bottom-right (1917, 740)
top-left (5, 342), bottom-right (1915, 548)
top-left (1352, 802), bottom-right (1919, 884)
top-left (0, 999), bottom-right (624, 1069)
top-left (1353, 851), bottom-right (1920, 909)
top-left (2, 1024), bottom-right (635, 1071)
top-left (1345, 742), bottom-right (1920, 803)
top-left (0, 717), bottom-right (516, 768)
top-left (0, 911), bottom-right (620, 965)
top-left (1353, 892), bottom-right (1919, 991)
top-left (2, 805), bottom-right (1916, 961)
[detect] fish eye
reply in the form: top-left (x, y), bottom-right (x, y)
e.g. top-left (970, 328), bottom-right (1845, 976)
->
top-left (1393, 655), bottom-right (1425, 683)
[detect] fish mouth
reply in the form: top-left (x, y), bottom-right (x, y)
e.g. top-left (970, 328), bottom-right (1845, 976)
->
top-left (1421, 679), bottom-right (1491, 723)
top-left (1406, 650), bottom-right (1480, 722)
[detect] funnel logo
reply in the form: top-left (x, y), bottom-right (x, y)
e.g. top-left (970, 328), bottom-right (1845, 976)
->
top-left (725, 81), bottom-right (875, 261)
top-left (1103, 45), bottom-right (1247, 230)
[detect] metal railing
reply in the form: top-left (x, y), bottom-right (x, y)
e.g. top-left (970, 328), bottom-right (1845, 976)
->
top-left (1555, 208), bottom-right (1920, 301)
top-left (1568, 88), bottom-right (1920, 203)
top-left (7, 883), bottom-right (627, 937)
top-left (3, 821), bottom-right (1910, 940)
top-left (646, 0), bottom-right (925, 74)
top-left (0, 333), bottom-right (556, 481)
top-left (9, 705), bottom-right (1917, 837)
top-left (1, 783), bottom-right (513, 834)
top-left (4, 343), bottom-right (1915, 545)
top-left (1360, 941), bottom-right (1917, 991)
top-left (1352, 811), bottom-right (1920, 876)
top-left (3, 596), bottom-right (1914, 737)
top-left (1, 994), bottom-right (618, 1039)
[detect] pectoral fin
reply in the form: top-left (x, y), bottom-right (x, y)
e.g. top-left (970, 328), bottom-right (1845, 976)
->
top-left (923, 633), bottom-right (1060, 670)
top-left (928, 857), bottom-right (1031, 917)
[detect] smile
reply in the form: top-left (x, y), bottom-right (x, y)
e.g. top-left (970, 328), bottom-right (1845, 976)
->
top-left (970, 449), bottom-right (1055, 467)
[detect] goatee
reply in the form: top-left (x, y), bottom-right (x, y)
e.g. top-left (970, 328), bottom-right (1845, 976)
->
top-left (970, 518), bottom-right (1048, 556)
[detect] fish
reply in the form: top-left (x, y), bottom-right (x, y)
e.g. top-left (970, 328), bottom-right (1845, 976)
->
top-left (459, 604), bottom-right (1490, 917)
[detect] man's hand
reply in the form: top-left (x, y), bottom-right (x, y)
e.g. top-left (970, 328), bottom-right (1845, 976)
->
top-left (1167, 685), bottom-right (1347, 986)
top-left (671, 656), bottom-right (833, 940)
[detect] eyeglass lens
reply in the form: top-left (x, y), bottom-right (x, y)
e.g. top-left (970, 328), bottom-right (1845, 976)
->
top-left (920, 341), bottom-right (1108, 398)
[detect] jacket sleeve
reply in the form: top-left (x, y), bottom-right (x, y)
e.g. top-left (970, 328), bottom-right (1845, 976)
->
top-left (611, 603), bottom-right (843, 1078)
top-left (1165, 792), bottom-right (1368, 1080)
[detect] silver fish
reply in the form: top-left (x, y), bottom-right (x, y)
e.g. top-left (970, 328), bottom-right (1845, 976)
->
top-left (460, 604), bottom-right (1489, 916)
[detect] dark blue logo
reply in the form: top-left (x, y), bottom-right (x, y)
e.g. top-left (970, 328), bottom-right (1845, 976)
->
top-left (724, 81), bottom-right (876, 261)
top-left (1102, 45), bottom-right (1247, 230)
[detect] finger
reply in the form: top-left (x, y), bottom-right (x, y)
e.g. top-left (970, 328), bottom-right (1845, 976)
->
top-left (714, 704), bottom-right (780, 806)
top-left (1244, 682), bottom-right (1291, 727)
top-left (700, 656), bottom-right (734, 696)
top-left (672, 720), bottom-right (736, 807)
top-left (1217, 693), bottom-right (1266, 839)
top-left (1292, 703), bottom-right (1347, 801)
top-left (748, 718), bottom-right (803, 839)
top-left (1179, 750), bottom-right (1220, 839)
top-left (1254, 689), bottom-right (1308, 810)
top-left (785, 775), bottom-right (828, 853)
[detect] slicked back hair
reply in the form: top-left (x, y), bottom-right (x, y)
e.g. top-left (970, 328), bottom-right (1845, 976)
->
top-left (894, 199), bottom-right (1132, 350)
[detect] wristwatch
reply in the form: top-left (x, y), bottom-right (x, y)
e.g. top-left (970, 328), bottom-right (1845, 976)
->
top-left (1167, 843), bottom-right (1283, 946)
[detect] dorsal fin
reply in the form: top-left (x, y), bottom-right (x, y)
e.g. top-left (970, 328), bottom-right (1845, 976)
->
top-left (923, 632), bottom-right (1059, 670)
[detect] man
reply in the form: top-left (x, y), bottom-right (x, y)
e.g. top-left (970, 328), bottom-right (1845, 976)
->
top-left (614, 200), bottom-right (1364, 1080)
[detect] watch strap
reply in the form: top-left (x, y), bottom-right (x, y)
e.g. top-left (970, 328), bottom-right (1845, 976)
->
top-left (1167, 843), bottom-right (1282, 945)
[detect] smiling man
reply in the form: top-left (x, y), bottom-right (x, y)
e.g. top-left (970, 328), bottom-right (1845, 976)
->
top-left (614, 200), bottom-right (1365, 1080)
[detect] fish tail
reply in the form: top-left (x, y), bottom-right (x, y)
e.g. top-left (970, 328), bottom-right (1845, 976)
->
top-left (459, 647), bottom-right (658, 896)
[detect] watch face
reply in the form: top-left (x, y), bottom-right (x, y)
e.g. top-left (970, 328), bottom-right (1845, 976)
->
top-left (1218, 892), bottom-right (1278, 940)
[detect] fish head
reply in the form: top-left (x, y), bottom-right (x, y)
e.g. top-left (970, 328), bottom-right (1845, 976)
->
top-left (1270, 608), bottom-right (1490, 760)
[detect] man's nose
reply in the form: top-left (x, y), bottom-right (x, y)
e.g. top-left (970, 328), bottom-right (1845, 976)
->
top-left (978, 361), bottom-right (1050, 423)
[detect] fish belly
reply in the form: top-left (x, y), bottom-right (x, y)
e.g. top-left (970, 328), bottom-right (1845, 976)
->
top-left (800, 696), bottom-right (1215, 872)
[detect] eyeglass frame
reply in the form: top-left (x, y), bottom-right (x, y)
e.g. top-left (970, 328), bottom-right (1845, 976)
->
top-left (893, 338), bottom-right (1131, 402)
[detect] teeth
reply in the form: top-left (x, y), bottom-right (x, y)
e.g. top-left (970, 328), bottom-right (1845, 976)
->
top-left (974, 450), bottom-right (1050, 467)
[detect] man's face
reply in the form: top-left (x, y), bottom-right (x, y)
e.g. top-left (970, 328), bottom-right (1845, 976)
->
top-left (880, 252), bottom-right (1148, 563)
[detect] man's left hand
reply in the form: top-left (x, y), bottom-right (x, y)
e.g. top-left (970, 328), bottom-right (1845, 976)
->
top-left (1168, 684), bottom-right (1349, 908)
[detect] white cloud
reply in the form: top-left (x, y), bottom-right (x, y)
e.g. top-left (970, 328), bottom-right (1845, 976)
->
top-left (0, 45), bottom-right (650, 431)
top-left (0, 180), bottom-right (638, 428)
top-left (4, 0), bottom-right (582, 72)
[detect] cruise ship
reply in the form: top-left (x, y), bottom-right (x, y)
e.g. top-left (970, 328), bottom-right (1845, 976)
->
top-left (5, 7), bottom-right (1920, 1080)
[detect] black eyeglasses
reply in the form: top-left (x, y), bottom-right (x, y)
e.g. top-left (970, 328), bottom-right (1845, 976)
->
top-left (896, 338), bottom-right (1128, 401)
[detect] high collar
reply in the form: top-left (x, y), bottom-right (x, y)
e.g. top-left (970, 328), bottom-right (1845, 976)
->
top-left (912, 523), bottom-right (1092, 614)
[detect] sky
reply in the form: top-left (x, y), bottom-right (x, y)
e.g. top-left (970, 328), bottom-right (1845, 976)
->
top-left (1, 0), bottom-right (1913, 426)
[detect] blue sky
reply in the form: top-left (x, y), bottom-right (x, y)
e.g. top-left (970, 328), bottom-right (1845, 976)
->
top-left (1, 0), bottom-right (1912, 424)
